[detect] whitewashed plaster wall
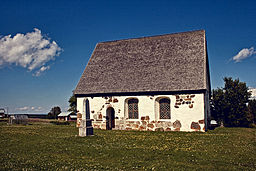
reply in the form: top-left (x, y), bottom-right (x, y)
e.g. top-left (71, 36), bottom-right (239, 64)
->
top-left (77, 93), bottom-right (206, 131)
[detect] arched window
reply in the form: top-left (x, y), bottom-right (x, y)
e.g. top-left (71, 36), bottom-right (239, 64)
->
top-left (159, 98), bottom-right (170, 119)
top-left (128, 98), bottom-right (139, 119)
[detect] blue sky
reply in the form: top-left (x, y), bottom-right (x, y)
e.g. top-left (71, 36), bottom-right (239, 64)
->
top-left (0, 0), bottom-right (255, 113)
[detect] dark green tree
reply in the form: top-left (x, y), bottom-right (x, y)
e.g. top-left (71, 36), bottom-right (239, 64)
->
top-left (68, 94), bottom-right (77, 114)
top-left (223, 77), bottom-right (251, 127)
top-left (211, 77), bottom-right (251, 127)
top-left (48, 106), bottom-right (61, 119)
top-left (211, 88), bottom-right (225, 126)
top-left (248, 99), bottom-right (256, 125)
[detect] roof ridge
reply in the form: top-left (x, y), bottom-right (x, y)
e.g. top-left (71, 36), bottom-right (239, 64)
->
top-left (98, 29), bottom-right (205, 44)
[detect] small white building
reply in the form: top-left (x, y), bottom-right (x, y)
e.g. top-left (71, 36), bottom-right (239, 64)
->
top-left (74, 30), bottom-right (211, 132)
top-left (58, 112), bottom-right (77, 121)
top-left (249, 88), bottom-right (256, 100)
top-left (0, 108), bottom-right (5, 118)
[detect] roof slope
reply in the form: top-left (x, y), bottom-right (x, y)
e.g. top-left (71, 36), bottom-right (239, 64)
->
top-left (75, 30), bottom-right (209, 95)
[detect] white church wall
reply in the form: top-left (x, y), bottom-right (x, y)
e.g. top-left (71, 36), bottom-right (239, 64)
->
top-left (77, 93), bottom-right (206, 132)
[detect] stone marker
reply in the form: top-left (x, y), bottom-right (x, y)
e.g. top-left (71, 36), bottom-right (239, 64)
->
top-left (79, 99), bottom-right (93, 136)
top-left (79, 120), bottom-right (93, 136)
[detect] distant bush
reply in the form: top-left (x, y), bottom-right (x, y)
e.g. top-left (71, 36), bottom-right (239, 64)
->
top-left (50, 121), bottom-right (70, 125)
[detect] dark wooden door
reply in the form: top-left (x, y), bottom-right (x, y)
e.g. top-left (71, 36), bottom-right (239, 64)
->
top-left (106, 107), bottom-right (115, 130)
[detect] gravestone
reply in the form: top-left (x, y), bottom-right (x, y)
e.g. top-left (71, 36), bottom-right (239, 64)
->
top-left (8, 114), bottom-right (28, 125)
top-left (79, 99), bottom-right (93, 136)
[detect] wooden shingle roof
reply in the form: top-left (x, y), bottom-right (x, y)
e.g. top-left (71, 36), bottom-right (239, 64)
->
top-left (74, 30), bottom-right (210, 95)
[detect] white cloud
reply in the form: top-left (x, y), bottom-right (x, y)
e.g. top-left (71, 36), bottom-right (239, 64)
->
top-left (34, 107), bottom-right (44, 112)
top-left (232, 47), bottom-right (256, 62)
top-left (17, 106), bottom-right (29, 111)
top-left (17, 106), bottom-right (44, 112)
top-left (0, 28), bottom-right (62, 75)
top-left (33, 65), bottom-right (50, 76)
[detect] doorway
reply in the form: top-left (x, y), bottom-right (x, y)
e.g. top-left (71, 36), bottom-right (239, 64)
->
top-left (106, 107), bottom-right (115, 130)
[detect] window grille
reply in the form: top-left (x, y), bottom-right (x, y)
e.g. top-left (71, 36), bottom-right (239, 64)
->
top-left (159, 98), bottom-right (170, 119)
top-left (128, 99), bottom-right (139, 119)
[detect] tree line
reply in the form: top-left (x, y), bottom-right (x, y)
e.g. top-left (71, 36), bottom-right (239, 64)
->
top-left (211, 77), bottom-right (256, 127)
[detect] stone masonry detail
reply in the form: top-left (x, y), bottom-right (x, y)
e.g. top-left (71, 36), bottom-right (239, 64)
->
top-left (92, 116), bottom-right (183, 132)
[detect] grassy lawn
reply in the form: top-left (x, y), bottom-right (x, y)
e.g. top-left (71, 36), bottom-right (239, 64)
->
top-left (0, 121), bottom-right (255, 170)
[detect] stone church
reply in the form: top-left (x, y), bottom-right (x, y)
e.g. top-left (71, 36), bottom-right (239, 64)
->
top-left (74, 30), bottom-right (211, 132)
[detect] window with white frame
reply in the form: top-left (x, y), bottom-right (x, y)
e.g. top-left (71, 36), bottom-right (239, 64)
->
top-left (128, 98), bottom-right (139, 119)
top-left (159, 98), bottom-right (171, 119)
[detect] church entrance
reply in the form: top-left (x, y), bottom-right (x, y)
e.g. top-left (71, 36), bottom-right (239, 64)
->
top-left (106, 107), bottom-right (115, 130)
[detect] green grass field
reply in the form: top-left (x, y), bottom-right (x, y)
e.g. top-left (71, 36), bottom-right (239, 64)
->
top-left (0, 121), bottom-right (255, 170)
